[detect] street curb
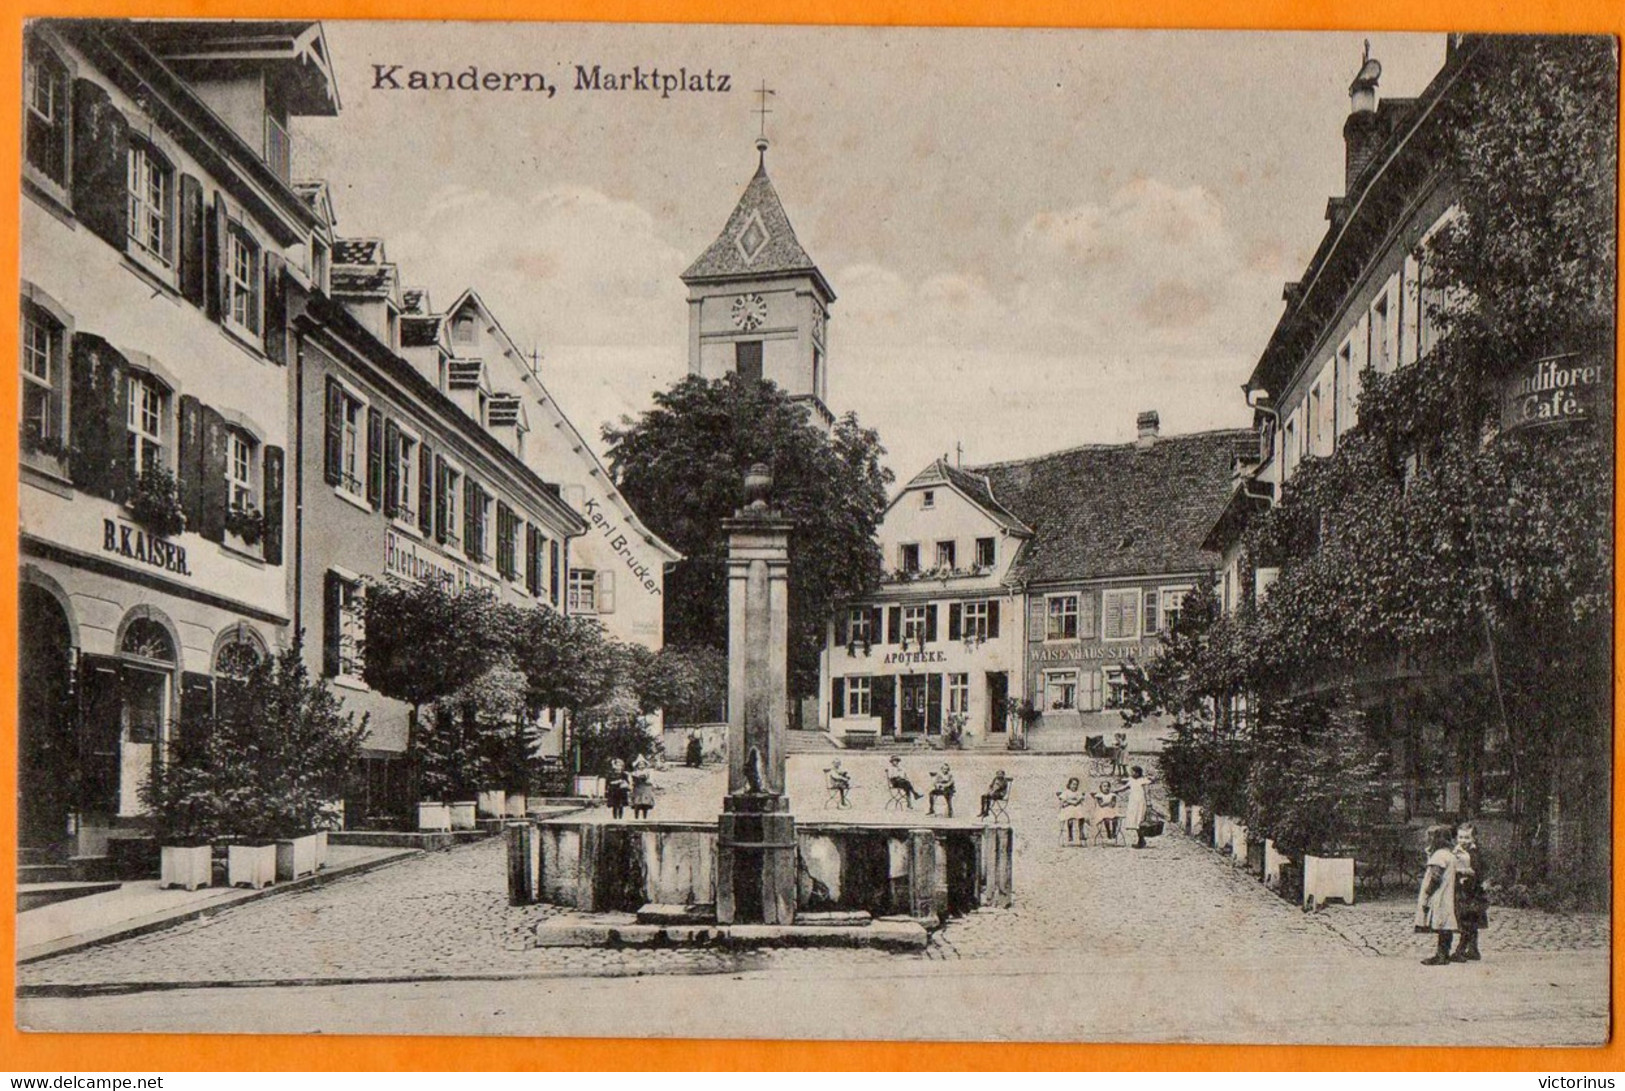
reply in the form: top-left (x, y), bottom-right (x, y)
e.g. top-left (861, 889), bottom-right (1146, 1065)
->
top-left (16, 848), bottom-right (424, 965)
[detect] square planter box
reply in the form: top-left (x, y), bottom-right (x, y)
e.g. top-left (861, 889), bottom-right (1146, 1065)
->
top-left (1214, 815), bottom-right (1232, 851)
top-left (1229, 822), bottom-right (1251, 864)
top-left (314, 829), bottom-right (330, 870)
top-left (1184, 805), bottom-right (1203, 835)
top-left (418, 802), bottom-right (452, 832)
top-left (504, 793), bottom-right (528, 818)
top-left (1263, 839), bottom-right (1289, 889)
top-left (449, 801), bottom-right (479, 830)
top-left (228, 843), bottom-right (277, 889)
top-left (477, 790), bottom-right (507, 819)
top-left (1302, 854), bottom-right (1356, 907)
top-left (159, 844), bottom-right (213, 891)
top-left (572, 775), bottom-right (606, 799)
top-left (276, 833), bottom-right (320, 882)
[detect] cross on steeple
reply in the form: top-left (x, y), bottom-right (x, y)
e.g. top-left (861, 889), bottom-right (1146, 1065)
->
top-left (753, 81), bottom-right (775, 140)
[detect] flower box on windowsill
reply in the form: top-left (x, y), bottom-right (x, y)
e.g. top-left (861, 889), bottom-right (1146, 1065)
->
top-left (159, 843), bottom-right (213, 891)
top-left (227, 842), bottom-right (277, 889)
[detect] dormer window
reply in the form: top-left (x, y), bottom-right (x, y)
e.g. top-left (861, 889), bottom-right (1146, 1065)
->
top-left (899, 543), bottom-right (920, 574)
top-left (922, 490), bottom-right (936, 509)
top-left (975, 537), bottom-right (996, 568)
top-left (936, 540), bottom-right (956, 569)
top-left (453, 315), bottom-right (476, 344)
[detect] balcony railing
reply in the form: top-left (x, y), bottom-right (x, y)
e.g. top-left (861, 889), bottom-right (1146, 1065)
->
top-left (264, 113), bottom-right (291, 183)
top-left (880, 564), bottom-right (994, 585)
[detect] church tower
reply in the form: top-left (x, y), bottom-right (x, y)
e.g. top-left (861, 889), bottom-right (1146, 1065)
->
top-left (681, 135), bottom-right (835, 430)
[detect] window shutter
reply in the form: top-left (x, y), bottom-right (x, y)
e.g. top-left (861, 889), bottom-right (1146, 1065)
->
top-left (199, 407), bottom-right (229, 543)
top-left (417, 443), bottom-right (434, 536)
top-left (524, 525), bottom-right (539, 595)
top-left (177, 671), bottom-right (215, 759)
top-left (925, 604), bottom-right (938, 643)
top-left (549, 540), bottom-right (561, 605)
top-left (926, 674), bottom-right (943, 734)
top-left (69, 79), bottom-right (129, 250)
top-left (835, 612), bottom-right (849, 646)
top-left (322, 377), bottom-right (343, 487)
top-left (948, 603), bottom-right (962, 641)
top-left (870, 607), bottom-right (883, 641)
top-left (887, 606), bottom-right (902, 645)
top-left (382, 419), bottom-right (399, 519)
top-left (832, 678), bottom-right (846, 718)
top-left (433, 457), bottom-right (448, 544)
top-left (1144, 590), bottom-right (1159, 634)
top-left (262, 445), bottom-right (285, 565)
top-left (1028, 597), bottom-right (1045, 641)
top-left (1080, 593), bottom-right (1099, 639)
top-left (177, 174), bottom-right (206, 308)
top-left (598, 571), bottom-right (616, 614)
top-left (176, 395), bottom-right (205, 531)
top-left (206, 192), bottom-right (229, 323)
top-left (365, 407), bottom-right (384, 510)
top-left (322, 571), bottom-right (343, 677)
top-left (263, 252), bottom-right (288, 364)
top-left (496, 502), bottom-right (513, 577)
top-left (873, 676), bottom-right (896, 735)
top-left (463, 478), bottom-right (478, 559)
top-left (67, 334), bottom-right (128, 503)
top-left (987, 600), bottom-right (1000, 639)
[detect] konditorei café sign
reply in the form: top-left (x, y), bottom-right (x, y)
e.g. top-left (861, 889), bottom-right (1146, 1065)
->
top-left (1501, 351), bottom-right (1610, 432)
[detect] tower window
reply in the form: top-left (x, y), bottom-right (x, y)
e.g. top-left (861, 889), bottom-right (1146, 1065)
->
top-left (736, 340), bottom-right (763, 382)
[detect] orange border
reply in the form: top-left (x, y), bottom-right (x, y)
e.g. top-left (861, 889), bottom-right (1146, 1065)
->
top-left (0, 0), bottom-right (1620, 1072)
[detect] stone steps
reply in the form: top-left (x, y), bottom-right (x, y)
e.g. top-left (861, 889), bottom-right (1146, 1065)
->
top-left (18, 881), bottom-right (120, 913)
top-left (784, 730), bottom-right (841, 753)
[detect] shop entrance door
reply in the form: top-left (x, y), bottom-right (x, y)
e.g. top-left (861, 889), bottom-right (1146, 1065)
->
top-left (120, 667), bottom-right (167, 817)
top-left (986, 671), bottom-right (1009, 734)
top-left (19, 585), bottom-right (76, 853)
top-left (900, 675), bottom-right (927, 735)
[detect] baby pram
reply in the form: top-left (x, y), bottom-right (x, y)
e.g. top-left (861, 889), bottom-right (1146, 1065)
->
top-left (1085, 735), bottom-right (1112, 776)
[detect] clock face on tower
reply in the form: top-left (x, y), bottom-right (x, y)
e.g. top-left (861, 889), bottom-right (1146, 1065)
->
top-left (731, 292), bottom-right (767, 332)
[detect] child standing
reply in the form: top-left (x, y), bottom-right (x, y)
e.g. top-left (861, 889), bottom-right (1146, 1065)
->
top-left (1057, 777), bottom-right (1087, 845)
top-left (1452, 823), bottom-right (1488, 962)
top-left (1415, 823), bottom-right (1459, 965)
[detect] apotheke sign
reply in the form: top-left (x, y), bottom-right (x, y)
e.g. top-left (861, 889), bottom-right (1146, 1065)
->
top-left (1501, 351), bottom-right (1609, 432)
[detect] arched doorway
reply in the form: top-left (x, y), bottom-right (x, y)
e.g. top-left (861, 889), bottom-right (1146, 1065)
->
top-left (19, 582), bottom-right (76, 854)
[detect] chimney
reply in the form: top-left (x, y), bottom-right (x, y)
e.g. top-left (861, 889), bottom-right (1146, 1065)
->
top-left (1344, 42), bottom-right (1384, 194)
top-left (1136, 410), bottom-right (1160, 449)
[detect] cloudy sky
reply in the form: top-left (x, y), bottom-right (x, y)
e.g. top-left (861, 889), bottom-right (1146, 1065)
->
top-left (296, 23), bottom-right (1446, 481)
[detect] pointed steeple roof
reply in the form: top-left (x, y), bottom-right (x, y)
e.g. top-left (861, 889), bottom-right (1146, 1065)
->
top-left (682, 144), bottom-right (834, 301)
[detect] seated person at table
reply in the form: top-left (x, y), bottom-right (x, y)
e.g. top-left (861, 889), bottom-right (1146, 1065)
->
top-left (979, 769), bottom-right (1012, 817)
top-left (887, 755), bottom-right (923, 805)
top-left (928, 763), bottom-right (956, 816)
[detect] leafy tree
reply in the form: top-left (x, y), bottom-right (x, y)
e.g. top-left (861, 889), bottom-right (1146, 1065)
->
top-left (603, 373), bottom-right (893, 700)
top-left (1244, 693), bottom-right (1390, 862)
top-left (147, 643), bottom-right (368, 841)
top-left (635, 644), bottom-right (728, 724)
top-left (1226, 36), bottom-right (1615, 893)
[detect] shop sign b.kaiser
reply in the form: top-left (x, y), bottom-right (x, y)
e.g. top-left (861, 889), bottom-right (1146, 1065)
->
top-left (1501, 351), bottom-right (1610, 433)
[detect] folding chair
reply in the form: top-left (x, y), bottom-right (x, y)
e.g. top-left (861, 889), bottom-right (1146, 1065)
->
top-left (1093, 814), bottom-right (1126, 847)
top-left (983, 781), bottom-right (1012, 825)
top-left (884, 777), bottom-right (911, 812)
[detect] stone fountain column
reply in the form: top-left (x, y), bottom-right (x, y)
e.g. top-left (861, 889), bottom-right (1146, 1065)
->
top-left (715, 464), bottom-right (797, 925)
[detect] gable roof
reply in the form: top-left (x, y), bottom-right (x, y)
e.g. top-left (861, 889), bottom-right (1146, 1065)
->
top-left (897, 458), bottom-right (1030, 534)
top-left (972, 429), bottom-right (1254, 585)
top-left (680, 152), bottom-right (834, 301)
top-left (399, 314), bottom-right (442, 348)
